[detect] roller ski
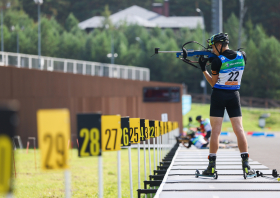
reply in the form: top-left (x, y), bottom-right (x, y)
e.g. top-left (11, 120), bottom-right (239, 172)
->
top-left (195, 156), bottom-right (218, 179)
top-left (241, 153), bottom-right (261, 179)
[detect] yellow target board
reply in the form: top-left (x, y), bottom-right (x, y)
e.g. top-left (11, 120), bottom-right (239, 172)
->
top-left (168, 121), bottom-right (172, 132)
top-left (149, 120), bottom-right (155, 138)
top-left (162, 122), bottom-right (166, 134)
top-left (145, 119), bottom-right (150, 140)
top-left (174, 122), bottom-right (179, 129)
top-left (0, 135), bottom-right (13, 193)
top-left (101, 115), bottom-right (121, 151)
top-left (0, 107), bottom-right (17, 194)
top-left (154, 121), bottom-right (159, 137)
top-left (37, 109), bottom-right (70, 170)
top-left (129, 118), bottom-right (140, 144)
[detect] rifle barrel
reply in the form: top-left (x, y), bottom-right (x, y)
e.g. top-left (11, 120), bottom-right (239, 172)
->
top-left (158, 51), bottom-right (182, 53)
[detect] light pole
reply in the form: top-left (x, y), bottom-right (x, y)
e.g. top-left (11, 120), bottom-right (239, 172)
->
top-left (135, 37), bottom-right (145, 51)
top-left (238, 0), bottom-right (247, 49)
top-left (107, 53), bottom-right (118, 60)
top-left (34, 0), bottom-right (43, 69)
top-left (196, 8), bottom-right (207, 103)
top-left (11, 26), bottom-right (24, 53)
top-left (110, 33), bottom-right (114, 64)
top-left (11, 26), bottom-right (17, 53)
top-left (106, 24), bottom-right (117, 64)
top-left (1, 2), bottom-right (11, 52)
top-left (1, 8), bottom-right (3, 52)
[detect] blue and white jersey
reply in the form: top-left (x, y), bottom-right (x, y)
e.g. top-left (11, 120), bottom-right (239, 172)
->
top-left (191, 135), bottom-right (207, 149)
top-left (213, 51), bottom-right (245, 90)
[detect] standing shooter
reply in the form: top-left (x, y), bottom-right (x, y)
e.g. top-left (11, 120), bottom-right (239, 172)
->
top-left (198, 33), bottom-right (254, 177)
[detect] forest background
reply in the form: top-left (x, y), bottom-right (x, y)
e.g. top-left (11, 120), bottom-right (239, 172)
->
top-left (2, 0), bottom-right (280, 99)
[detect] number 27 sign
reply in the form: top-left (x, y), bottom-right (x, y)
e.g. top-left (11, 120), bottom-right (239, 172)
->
top-left (101, 115), bottom-right (121, 151)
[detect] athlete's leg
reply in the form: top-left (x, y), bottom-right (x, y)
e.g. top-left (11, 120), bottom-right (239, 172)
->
top-left (230, 116), bottom-right (248, 152)
top-left (209, 117), bottom-right (223, 153)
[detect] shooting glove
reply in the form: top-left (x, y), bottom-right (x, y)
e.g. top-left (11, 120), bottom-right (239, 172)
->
top-left (198, 56), bottom-right (208, 72)
top-left (209, 57), bottom-right (214, 63)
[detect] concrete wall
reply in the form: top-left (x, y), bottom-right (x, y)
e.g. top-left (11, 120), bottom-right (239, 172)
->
top-left (0, 66), bottom-right (182, 145)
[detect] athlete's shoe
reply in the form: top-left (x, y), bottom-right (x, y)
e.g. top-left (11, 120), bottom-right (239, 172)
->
top-left (202, 155), bottom-right (216, 175)
top-left (241, 153), bottom-right (255, 175)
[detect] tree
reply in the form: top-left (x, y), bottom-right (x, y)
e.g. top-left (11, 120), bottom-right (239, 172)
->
top-left (65, 13), bottom-right (79, 32)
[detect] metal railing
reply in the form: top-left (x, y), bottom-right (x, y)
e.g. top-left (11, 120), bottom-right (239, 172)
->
top-left (0, 51), bottom-right (150, 81)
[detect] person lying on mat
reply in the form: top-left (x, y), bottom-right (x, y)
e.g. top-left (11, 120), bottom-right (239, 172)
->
top-left (180, 131), bottom-right (237, 149)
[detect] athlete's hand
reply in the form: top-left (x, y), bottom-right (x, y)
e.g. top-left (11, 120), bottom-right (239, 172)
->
top-left (198, 56), bottom-right (209, 72)
top-left (209, 57), bottom-right (214, 63)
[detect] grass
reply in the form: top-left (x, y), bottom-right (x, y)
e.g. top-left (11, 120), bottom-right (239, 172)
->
top-left (183, 103), bottom-right (280, 132)
top-left (1, 148), bottom-right (159, 198)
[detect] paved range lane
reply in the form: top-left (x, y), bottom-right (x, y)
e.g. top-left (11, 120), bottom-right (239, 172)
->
top-left (154, 145), bottom-right (279, 198)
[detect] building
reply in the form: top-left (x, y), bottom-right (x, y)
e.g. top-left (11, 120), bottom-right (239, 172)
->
top-left (78, 1), bottom-right (204, 32)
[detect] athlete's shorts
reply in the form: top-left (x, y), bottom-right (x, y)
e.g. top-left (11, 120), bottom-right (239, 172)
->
top-left (205, 131), bottom-right (211, 139)
top-left (210, 88), bottom-right (242, 118)
top-left (201, 142), bottom-right (209, 149)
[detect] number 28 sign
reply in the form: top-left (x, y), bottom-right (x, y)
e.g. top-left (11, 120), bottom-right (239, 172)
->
top-left (37, 109), bottom-right (70, 170)
top-left (77, 113), bottom-right (101, 157)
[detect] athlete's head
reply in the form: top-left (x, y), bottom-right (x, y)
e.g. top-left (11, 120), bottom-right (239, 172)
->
top-left (196, 115), bottom-right (202, 122)
top-left (187, 130), bottom-right (195, 138)
top-left (207, 33), bottom-right (229, 55)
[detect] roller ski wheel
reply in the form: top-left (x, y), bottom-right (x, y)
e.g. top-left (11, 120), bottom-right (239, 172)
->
top-left (243, 169), bottom-right (257, 179)
top-left (195, 169), bottom-right (218, 179)
top-left (272, 169), bottom-right (279, 178)
top-left (195, 169), bottom-right (200, 178)
top-left (256, 171), bottom-right (263, 177)
top-left (243, 172), bottom-right (247, 179)
top-left (214, 171), bottom-right (218, 179)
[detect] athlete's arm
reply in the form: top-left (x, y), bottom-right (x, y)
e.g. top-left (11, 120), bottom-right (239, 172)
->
top-left (187, 140), bottom-right (193, 148)
top-left (203, 71), bottom-right (219, 87)
top-left (203, 58), bottom-right (221, 87)
top-left (200, 123), bottom-right (205, 133)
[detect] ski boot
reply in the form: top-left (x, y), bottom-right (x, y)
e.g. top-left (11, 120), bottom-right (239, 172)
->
top-left (195, 155), bottom-right (218, 179)
top-left (241, 153), bottom-right (257, 179)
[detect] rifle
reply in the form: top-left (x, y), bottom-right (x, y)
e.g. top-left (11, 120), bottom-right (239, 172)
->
top-left (152, 41), bottom-right (217, 69)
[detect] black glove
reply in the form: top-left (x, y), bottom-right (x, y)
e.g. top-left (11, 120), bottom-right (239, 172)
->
top-left (209, 57), bottom-right (214, 63)
top-left (198, 56), bottom-right (208, 72)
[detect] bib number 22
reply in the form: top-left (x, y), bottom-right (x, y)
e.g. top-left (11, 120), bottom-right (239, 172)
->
top-left (228, 71), bottom-right (239, 81)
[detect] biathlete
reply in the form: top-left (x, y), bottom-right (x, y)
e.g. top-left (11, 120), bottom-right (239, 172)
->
top-left (182, 131), bottom-right (209, 149)
top-left (198, 33), bottom-right (255, 178)
top-left (196, 115), bottom-right (212, 141)
top-left (180, 131), bottom-right (237, 149)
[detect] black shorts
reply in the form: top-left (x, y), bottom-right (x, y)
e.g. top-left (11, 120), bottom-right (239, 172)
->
top-left (205, 131), bottom-right (211, 139)
top-left (210, 88), bottom-right (242, 118)
top-left (201, 142), bottom-right (209, 148)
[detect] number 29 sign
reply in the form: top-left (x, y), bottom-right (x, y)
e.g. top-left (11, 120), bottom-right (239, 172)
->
top-left (0, 107), bottom-right (17, 193)
top-left (37, 109), bottom-right (70, 170)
